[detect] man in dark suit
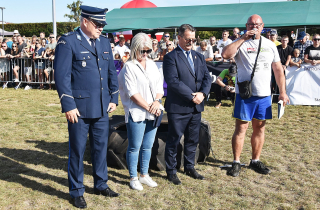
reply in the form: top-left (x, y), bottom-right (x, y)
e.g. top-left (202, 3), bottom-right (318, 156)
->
top-left (163, 24), bottom-right (212, 185)
top-left (54, 5), bottom-right (119, 209)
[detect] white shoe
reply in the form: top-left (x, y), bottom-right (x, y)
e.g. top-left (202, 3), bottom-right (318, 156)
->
top-left (24, 85), bottom-right (32, 90)
top-left (2, 84), bottom-right (7, 89)
top-left (13, 78), bottom-right (19, 82)
top-left (130, 177), bottom-right (143, 191)
top-left (139, 175), bottom-right (158, 187)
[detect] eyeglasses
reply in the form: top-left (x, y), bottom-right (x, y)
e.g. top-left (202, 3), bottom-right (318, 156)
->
top-left (166, 44), bottom-right (172, 47)
top-left (247, 23), bottom-right (263, 27)
top-left (12, 46), bottom-right (17, 48)
top-left (182, 38), bottom-right (197, 43)
top-left (140, 49), bottom-right (152, 54)
top-left (49, 37), bottom-right (54, 39)
top-left (88, 18), bottom-right (105, 29)
top-left (313, 38), bottom-right (320, 41)
top-left (164, 35), bottom-right (170, 38)
top-left (1, 45), bottom-right (6, 47)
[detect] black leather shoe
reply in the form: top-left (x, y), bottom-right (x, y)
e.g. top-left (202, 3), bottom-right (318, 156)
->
top-left (167, 173), bottom-right (182, 185)
top-left (72, 196), bottom-right (87, 209)
top-left (185, 168), bottom-right (205, 180)
top-left (94, 187), bottom-right (120, 197)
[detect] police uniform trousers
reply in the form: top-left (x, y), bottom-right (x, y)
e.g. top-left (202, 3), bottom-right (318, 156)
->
top-left (165, 111), bottom-right (201, 175)
top-left (68, 115), bottom-right (109, 198)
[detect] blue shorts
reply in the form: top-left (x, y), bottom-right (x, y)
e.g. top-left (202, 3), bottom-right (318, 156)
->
top-left (232, 94), bottom-right (272, 121)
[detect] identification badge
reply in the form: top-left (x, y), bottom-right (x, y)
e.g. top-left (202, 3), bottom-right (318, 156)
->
top-left (82, 61), bottom-right (86, 67)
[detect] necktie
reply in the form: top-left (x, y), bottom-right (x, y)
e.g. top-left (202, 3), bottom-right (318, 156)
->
top-left (90, 38), bottom-right (96, 54)
top-left (186, 51), bottom-right (195, 74)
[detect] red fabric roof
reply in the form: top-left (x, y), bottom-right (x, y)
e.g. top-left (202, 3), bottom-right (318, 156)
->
top-left (121, 0), bottom-right (157, 9)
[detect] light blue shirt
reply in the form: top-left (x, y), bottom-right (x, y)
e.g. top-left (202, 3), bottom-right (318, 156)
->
top-left (79, 28), bottom-right (92, 46)
top-left (178, 45), bottom-right (194, 64)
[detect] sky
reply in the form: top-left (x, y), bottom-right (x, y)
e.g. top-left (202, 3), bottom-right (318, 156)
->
top-left (1, 0), bottom-right (287, 24)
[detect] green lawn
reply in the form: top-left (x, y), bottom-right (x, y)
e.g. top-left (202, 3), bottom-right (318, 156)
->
top-left (0, 89), bottom-right (319, 209)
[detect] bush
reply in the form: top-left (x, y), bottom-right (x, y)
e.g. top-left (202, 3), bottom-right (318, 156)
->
top-left (4, 22), bottom-right (79, 37)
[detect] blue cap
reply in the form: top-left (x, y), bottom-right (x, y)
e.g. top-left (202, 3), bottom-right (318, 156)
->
top-left (80, 5), bottom-right (108, 25)
top-left (297, 31), bottom-right (306, 40)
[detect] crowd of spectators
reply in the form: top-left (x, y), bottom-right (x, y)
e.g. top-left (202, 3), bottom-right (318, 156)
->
top-left (0, 30), bottom-right (57, 90)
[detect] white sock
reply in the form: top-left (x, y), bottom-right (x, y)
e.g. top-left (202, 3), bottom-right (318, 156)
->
top-left (251, 159), bottom-right (259, 163)
top-left (233, 160), bottom-right (240, 163)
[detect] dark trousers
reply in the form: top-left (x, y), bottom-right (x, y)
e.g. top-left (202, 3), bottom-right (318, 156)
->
top-left (165, 112), bottom-right (201, 175)
top-left (68, 115), bottom-right (109, 198)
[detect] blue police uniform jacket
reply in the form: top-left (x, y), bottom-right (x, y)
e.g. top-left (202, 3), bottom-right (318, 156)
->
top-left (54, 28), bottom-right (119, 118)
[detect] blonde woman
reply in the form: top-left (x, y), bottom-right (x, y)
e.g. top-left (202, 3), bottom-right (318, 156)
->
top-left (118, 33), bottom-right (164, 191)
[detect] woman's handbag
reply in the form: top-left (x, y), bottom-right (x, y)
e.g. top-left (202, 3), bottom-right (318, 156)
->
top-left (237, 37), bottom-right (262, 99)
top-left (136, 64), bottom-right (163, 127)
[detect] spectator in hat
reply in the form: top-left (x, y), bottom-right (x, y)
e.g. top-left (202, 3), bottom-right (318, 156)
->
top-left (293, 31), bottom-right (313, 61)
top-left (214, 64), bottom-right (237, 108)
top-left (270, 30), bottom-right (281, 46)
top-left (13, 30), bottom-right (19, 36)
top-left (114, 37), bottom-right (129, 58)
top-left (121, 48), bottom-right (130, 63)
top-left (304, 34), bottom-right (320, 66)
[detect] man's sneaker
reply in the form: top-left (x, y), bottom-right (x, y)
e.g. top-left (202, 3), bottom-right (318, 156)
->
top-left (139, 175), bottom-right (157, 187)
top-left (51, 80), bottom-right (55, 84)
top-left (227, 162), bottom-right (241, 177)
top-left (215, 102), bottom-right (222, 109)
top-left (24, 85), bottom-right (32, 90)
top-left (2, 83), bottom-right (7, 89)
top-left (13, 78), bottom-right (19, 82)
top-left (130, 177), bottom-right (143, 191)
top-left (249, 160), bottom-right (271, 174)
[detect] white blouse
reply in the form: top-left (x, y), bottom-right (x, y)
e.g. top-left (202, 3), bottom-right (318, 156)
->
top-left (118, 59), bottom-right (164, 123)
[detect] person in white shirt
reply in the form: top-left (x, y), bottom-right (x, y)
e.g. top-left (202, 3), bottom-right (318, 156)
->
top-left (217, 30), bottom-right (232, 55)
top-left (114, 37), bottom-right (129, 58)
top-left (118, 32), bottom-right (164, 191)
top-left (196, 41), bottom-right (213, 62)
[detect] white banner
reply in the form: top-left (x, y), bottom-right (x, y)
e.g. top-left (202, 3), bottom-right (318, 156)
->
top-left (286, 64), bottom-right (320, 105)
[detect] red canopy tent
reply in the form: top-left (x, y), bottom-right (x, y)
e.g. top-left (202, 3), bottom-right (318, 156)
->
top-left (121, 0), bottom-right (157, 9)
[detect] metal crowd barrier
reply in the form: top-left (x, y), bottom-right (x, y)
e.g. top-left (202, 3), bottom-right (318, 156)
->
top-left (0, 57), bottom-right (54, 89)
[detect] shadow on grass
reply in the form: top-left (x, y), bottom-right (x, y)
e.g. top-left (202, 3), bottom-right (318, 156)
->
top-left (0, 156), bottom-right (69, 200)
top-left (204, 156), bottom-right (232, 169)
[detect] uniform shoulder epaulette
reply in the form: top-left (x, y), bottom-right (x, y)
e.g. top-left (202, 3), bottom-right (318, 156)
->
top-left (62, 31), bottom-right (75, 37)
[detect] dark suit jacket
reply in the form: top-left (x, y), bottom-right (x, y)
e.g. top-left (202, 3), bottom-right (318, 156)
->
top-left (163, 46), bottom-right (211, 113)
top-left (54, 28), bottom-right (119, 118)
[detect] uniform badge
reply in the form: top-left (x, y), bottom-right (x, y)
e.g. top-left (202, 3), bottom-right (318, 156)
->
top-left (82, 61), bottom-right (86, 67)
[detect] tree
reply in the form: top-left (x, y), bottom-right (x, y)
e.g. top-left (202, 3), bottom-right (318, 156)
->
top-left (64, 0), bottom-right (83, 23)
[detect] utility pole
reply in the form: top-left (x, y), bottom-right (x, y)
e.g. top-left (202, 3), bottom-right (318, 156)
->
top-left (52, 0), bottom-right (57, 38)
top-left (0, 7), bottom-right (5, 38)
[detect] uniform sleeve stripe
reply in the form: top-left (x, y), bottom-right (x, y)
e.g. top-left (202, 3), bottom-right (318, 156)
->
top-left (60, 94), bottom-right (74, 100)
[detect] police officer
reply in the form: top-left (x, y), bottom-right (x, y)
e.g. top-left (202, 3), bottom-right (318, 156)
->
top-left (54, 5), bottom-right (119, 209)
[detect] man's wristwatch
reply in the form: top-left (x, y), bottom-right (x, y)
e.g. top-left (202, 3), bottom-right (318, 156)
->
top-left (155, 98), bottom-right (162, 103)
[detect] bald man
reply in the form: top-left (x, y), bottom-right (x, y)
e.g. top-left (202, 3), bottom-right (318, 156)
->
top-left (222, 14), bottom-right (289, 177)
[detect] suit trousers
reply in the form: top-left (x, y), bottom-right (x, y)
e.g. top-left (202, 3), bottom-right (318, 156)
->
top-left (165, 111), bottom-right (201, 175)
top-left (67, 115), bottom-right (109, 198)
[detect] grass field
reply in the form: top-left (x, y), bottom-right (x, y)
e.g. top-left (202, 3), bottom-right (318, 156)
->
top-left (0, 89), bottom-right (319, 210)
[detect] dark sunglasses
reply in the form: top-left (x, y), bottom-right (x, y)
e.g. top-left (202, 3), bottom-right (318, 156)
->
top-left (49, 37), bottom-right (54, 39)
top-left (1, 45), bottom-right (6, 47)
top-left (164, 35), bottom-right (170, 38)
top-left (152, 43), bottom-right (157, 45)
top-left (313, 38), bottom-right (320, 41)
top-left (140, 49), bottom-right (152, 54)
top-left (88, 18), bottom-right (104, 29)
top-left (183, 38), bottom-right (197, 43)
top-left (12, 46), bottom-right (17, 47)
top-left (166, 44), bottom-right (172, 47)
